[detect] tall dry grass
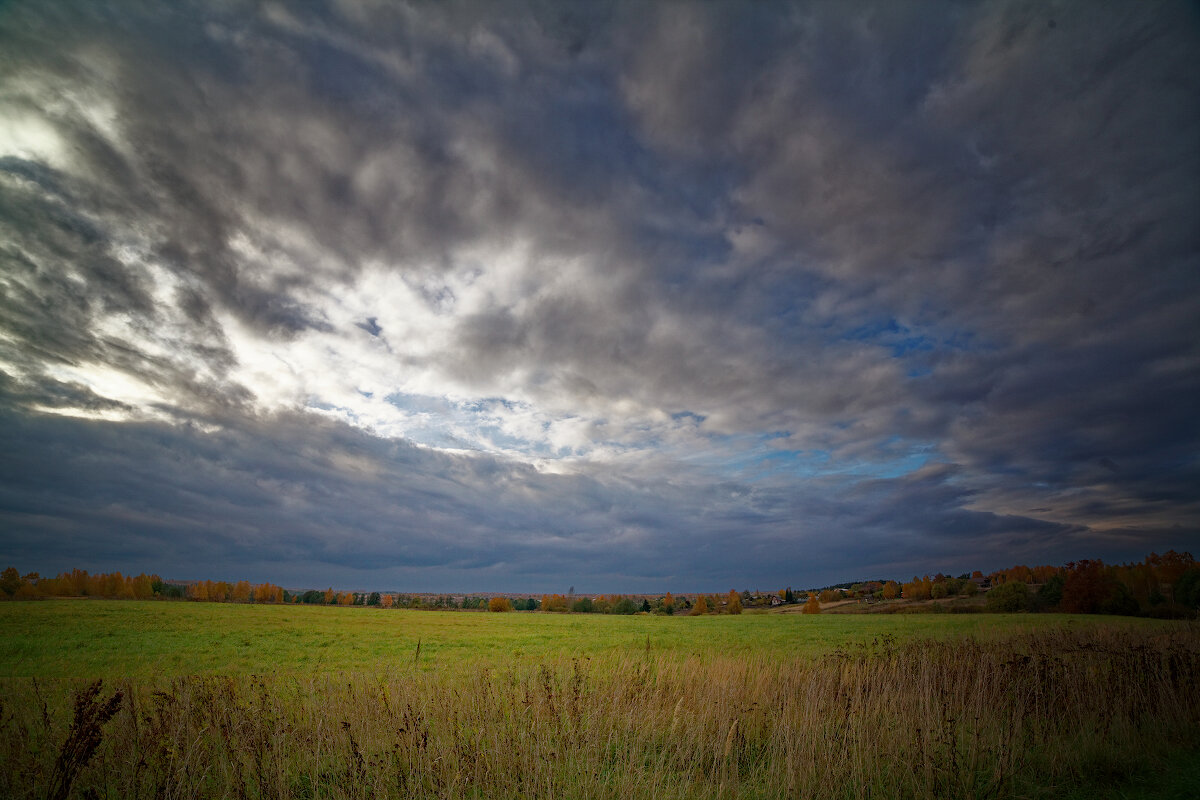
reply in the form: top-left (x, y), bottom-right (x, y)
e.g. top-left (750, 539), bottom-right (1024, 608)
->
top-left (1, 625), bottom-right (1197, 799)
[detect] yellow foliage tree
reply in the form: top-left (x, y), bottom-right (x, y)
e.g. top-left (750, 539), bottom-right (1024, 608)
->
top-left (132, 574), bottom-right (155, 599)
top-left (691, 596), bottom-right (709, 616)
top-left (541, 594), bottom-right (569, 612)
top-left (802, 594), bottom-right (821, 614)
top-left (488, 597), bottom-right (513, 612)
top-left (727, 590), bottom-right (742, 614)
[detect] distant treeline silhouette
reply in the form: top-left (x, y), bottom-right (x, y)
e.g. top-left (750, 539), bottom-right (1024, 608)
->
top-left (3, 550), bottom-right (1197, 617)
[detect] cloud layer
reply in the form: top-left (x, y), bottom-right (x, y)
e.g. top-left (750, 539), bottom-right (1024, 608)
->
top-left (1, 0), bottom-right (1197, 590)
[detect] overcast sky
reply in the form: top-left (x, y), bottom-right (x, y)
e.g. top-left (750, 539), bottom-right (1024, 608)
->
top-left (1, 1), bottom-right (1197, 593)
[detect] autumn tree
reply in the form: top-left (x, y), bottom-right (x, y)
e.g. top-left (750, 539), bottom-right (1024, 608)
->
top-left (1148, 550), bottom-right (1196, 586)
top-left (1060, 560), bottom-right (1138, 615)
top-left (691, 596), bottom-right (709, 616)
top-left (802, 594), bottom-right (821, 614)
top-left (902, 576), bottom-right (932, 601)
top-left (116, 578), bottom-right (136, 599)
top-left (881, 581), bottom-right (900, 600)
top-left (232, 581), bottom-right (251, 603)
top-left (131, 574), bottom-right (155, 599)
top-left (542, 594), bottom-right (569, 612)
top-left (727, 590), bottom-right (742, 614)
top-left (488, 596), bottom-right (513, 612)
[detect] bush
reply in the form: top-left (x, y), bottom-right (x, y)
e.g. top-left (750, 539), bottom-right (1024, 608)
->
top-left (985, 581), bottom-right (1031, 613)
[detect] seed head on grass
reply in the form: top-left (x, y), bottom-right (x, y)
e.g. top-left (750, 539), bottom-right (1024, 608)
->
top-left (46, 680), bottom-right (124, 800)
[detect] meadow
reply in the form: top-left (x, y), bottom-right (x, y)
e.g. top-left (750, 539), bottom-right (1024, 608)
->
top-left (1, 600), bottom-right (1198, 799)
top-left (0, 599), bottom-right (1160, 678)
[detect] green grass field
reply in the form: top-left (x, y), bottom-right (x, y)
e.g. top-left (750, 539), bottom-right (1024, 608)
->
top-left (1, 600), bottom-right (1197, 799)
top-left (0, 598), bottom-right (1169, 678)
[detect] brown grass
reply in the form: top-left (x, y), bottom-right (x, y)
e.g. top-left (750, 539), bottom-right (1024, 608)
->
top-left (1, 625), bottom-right (1197, 799)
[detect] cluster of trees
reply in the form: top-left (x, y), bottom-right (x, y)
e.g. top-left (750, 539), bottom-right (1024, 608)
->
top-left (980, 552), bottom-right (1199, 617)
top-left (537, 591), bottom-right (745, 615)
top-left (7, 550), bottom-right (1195, 620)
top-left (541, 593), bottom-right (648, 614)
top-left (288, 591), bottom-right (507, 609)
top-left (184, 580), bottom-right (285, 603)
top-left (0, 568), bottom-right (181, 600)
top-left (683, 591), bottom-right (743, 615)
top-left (897, 574), bottom-right (981, 601)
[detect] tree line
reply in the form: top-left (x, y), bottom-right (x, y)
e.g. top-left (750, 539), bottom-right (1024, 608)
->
top-left (3, 550), bottom-right (1197, 618)
top-left (976, 551), bottom-right (1199, 617)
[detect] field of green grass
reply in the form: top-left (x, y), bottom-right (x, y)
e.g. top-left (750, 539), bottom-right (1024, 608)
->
top-left (1, 600), bottom-right (1197, 799)
top-left (0, 598), bottom-right (1170, 678)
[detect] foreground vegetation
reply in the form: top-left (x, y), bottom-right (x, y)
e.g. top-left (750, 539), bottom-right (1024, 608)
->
top-left (1, 620), bottom-right (1197, 799)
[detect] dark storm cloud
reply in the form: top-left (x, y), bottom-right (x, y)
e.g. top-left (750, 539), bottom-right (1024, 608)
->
top-left (0, 0), bottom-right (1197, 588)
top-left (1, 398), bottom-right (1114, 590)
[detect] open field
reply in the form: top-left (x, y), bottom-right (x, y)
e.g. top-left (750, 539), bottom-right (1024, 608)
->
top-left (1, 601), bottom-right (1197, 799)
top-left (0, 598), bottom-right (1174, 678)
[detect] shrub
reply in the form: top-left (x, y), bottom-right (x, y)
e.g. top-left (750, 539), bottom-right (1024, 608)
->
top-left (487, 597), bottom-right (513, 612)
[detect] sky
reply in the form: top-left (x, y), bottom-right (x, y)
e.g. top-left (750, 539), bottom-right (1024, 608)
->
top-left (1, 1), bottom-right (1198, 594)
